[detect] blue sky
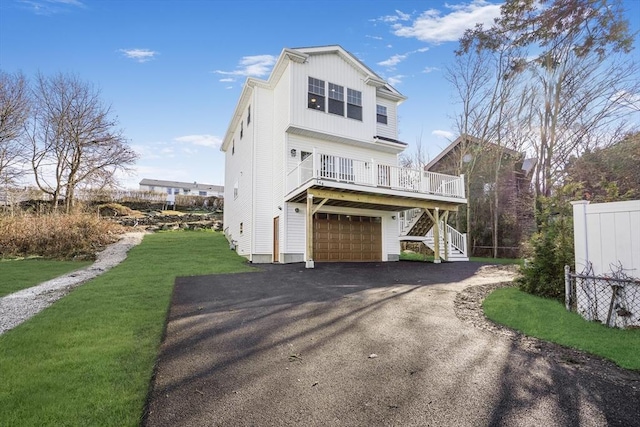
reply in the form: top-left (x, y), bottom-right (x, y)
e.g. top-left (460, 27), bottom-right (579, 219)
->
top-left (1, 0), bottom-right (639, 189)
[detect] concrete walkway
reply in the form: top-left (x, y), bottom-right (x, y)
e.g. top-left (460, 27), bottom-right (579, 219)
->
top-left (144, 262), bottom-right (640, 427)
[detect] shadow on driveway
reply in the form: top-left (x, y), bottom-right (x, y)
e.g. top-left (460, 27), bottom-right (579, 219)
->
top-left (144, 261), bottom-right (640, 427)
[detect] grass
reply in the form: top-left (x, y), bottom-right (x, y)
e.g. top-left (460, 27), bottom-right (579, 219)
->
top-left (470, 256), bottom-right (523, 265)
top-left (400, 251), bottom-right (522, 265)
top-left (483, 287), bottom-right (640, 371)
top-left (0, 230), bottom-right (253, 427)
top-left (0, 259), bottom-right (92, 297)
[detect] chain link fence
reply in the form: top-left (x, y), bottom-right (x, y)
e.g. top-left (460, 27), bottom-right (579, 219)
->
top-left (565, 265), bottom-right (640, 329)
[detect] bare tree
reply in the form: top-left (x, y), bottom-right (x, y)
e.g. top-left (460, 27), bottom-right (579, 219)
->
top-left (459, 0), bottom-right (639, 206)
top-left (445, 38), bottom-right (531, 257)
top-left (0, 70), bottom-right (30, 186)
top-left (26, 72), bottom-right (138, 213)
top-left (398, 131), bottom-right (430, 169)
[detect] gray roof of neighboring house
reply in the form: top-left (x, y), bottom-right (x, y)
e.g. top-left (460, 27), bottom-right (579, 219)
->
top-left (139, 179), bottom-right (224, 193)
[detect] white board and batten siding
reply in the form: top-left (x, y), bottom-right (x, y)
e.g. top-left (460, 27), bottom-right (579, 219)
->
top-left (251, 87), bottom-right (276, 257)
top-left (270, 66), bottom-right (292, 259)
top-left (572, 200), bottom-right (640, 278)
top-left (223, 99), bottom-right (254, 259)
top-left (375, 97), bottom-right (397, 141)
top-left (289, 55), bottom-right (380, 143)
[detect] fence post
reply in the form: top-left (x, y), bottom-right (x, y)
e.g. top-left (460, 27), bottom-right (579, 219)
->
top-left (564, 265), bottom-right (571, 311)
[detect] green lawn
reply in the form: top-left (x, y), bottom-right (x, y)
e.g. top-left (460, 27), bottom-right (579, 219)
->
top-left (400, 251), bottom-right (522, 265)
top-left (0, 259), bottom-right (92, 297)
top-left (0, 230), bottom-right (253, 427)
top-left (484, 287), bottom-right (640, 370)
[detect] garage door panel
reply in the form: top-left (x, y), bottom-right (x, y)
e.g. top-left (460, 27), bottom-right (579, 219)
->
top-left (313, 214), bottom-right (382, 262)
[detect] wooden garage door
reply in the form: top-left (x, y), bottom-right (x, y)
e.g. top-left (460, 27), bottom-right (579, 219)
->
top-left (314, 213), bottom-right (382, 262)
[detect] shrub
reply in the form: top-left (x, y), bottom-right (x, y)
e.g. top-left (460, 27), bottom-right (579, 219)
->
top-left (0, 213), bottom-right (127, 260)
top-left (516, 187), bottom-right (577, 301)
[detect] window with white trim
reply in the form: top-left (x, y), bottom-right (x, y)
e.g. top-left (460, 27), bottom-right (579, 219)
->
top-left (328, 83), bottom-right (344, 116)
top-left (376, 104), bottom-right (388, 124)
top-left (308, 77), bottom-right (325, 111)
top-left (233, 180), bottom-right (239, 199)
top-left (347, 88), bottom-right (362, 121)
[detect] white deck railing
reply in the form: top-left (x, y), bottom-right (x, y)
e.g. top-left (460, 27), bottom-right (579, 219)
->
top-left (286, 152), bottom-right (466, 199)
top-left (425, 222), bottom-right (468, 257)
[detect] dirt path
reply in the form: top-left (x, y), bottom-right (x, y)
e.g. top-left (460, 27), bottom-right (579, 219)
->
top-left (0, 231), bottom-right (147, 335)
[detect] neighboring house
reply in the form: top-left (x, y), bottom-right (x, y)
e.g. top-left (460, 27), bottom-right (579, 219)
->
top-left (221, 45), bottom-right (468, 267)
top-left (139, 179), bottom-right (224, 197)
top-left (425, 135), bottom-right (536, 257)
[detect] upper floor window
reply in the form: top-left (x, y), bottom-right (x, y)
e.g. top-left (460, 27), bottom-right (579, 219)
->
top-left (376, 104), bottom-right (388, 124)
top-left (328, 83), bottom-right (344, 116)
top-left (247, 105), bottom-right (251, 125)
top-left (347, 88), bottom-right (362, 121)
top-left (234, 180), bottom-right (239, 199)
top-left (240, 121), bottom-right (244, 139)
top-left (199, 191), bottom-right (207, 196)
top-left (232, 139), bottom-right (235, 155)
top-left (308, 77), bottom-right (325, 111)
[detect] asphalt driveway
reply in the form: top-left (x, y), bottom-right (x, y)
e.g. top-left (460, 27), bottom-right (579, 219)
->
top-left (144, 261), bottom-right (640, 427)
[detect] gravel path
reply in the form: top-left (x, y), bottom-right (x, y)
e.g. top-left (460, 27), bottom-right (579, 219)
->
top-left (0, 231), bottom-right (147, 335)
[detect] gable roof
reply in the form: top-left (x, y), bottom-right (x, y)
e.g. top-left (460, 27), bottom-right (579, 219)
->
top-left (220, 45), bottom-right (406, 152)
top-left (425, 134), bottom-right (521, 171)
top-left (425, 134), bottom-right (537, 178)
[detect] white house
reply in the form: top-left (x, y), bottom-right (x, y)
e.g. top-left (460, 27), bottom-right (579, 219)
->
top-left (221, 45), bottom-right (468, 267)
top-left (139, 179), bottom-right (224, 198)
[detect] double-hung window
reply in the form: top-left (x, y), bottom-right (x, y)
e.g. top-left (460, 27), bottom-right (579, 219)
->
top-left (347, 88), bottom-right (362, 121)
top-left (308, 77), bottom-right (325, 111)
top-left (328, 83), bottom-right (344, 116)
top-left (376, 104), bottom-right (388, 124)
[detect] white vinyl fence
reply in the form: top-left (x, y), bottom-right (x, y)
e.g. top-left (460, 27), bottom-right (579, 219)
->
top-left (567, 200), bottom-right (640, 328)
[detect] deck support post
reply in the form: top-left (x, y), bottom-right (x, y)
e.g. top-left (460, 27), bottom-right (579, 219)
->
top-left (306, 194), bottom-right (314, 268)
top-left (433, 207), bottom-right (441, 263)
top-left (443, 210), bottom-right (449, 261)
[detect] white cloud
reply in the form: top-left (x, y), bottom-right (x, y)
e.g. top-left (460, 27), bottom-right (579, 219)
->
top-left (387, 75), bottom-right (405, 86)
top-left (174, 134), bottom-right (221, 148)
top-left (390, 0), bottom-right (502, 44)
top-left (20, 0), bottom-right (85, 14)
top-left (432, 129), bottom-right (454, 139)
top-left (378, 47), bottom-right (429, 69)
top-left (423, 66), bottom-right (439, 73)
top-left (219, 78), bottom-right (235, 82)
top-left (366, 35), bottom-right (383, 40)
top-left (119, 48), bottom-right (158, 63)
top-left (378, 54), bottom-right (408, 67)
top-left (214, 54), bottom-right (277, 78)
top-left (376, 9), bottom-right (412, 24)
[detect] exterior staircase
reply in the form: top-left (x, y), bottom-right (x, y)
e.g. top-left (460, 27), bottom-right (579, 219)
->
top-left (400, 209), bottom-right (469, 261)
